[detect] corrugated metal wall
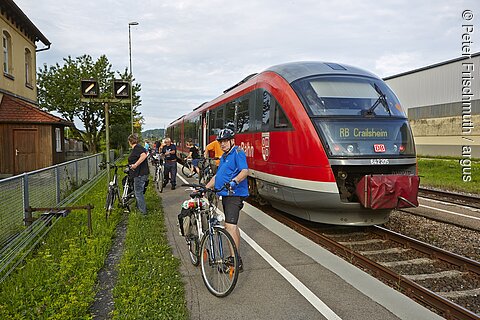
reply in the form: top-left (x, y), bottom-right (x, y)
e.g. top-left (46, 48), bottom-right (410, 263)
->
top-left (385, 55), bottom-right (480, 111)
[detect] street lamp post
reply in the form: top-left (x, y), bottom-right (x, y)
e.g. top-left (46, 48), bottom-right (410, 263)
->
top-left (128, 21), bottom-right (139, 134)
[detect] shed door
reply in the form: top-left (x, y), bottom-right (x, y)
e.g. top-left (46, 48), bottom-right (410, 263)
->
top-left (14, 129), bottom-right (37, 174)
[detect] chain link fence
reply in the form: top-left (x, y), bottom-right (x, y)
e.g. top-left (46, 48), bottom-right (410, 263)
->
top-left (0, 151), bottom-right (113, 246)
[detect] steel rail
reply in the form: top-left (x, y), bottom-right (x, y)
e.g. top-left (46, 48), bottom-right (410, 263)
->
top-left (419, 187), bottom-right (480, 209)
top-left (266, 210), bottom-right (480, 320)
top-left (372, 225), bottom-right (480, 275)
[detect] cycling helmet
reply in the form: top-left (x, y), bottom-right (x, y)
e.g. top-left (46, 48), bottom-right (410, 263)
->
top-left (216, 128), bottom-right (235, 141)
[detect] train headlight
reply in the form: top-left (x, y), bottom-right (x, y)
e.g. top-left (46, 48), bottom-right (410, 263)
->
top-left (347, 144), bottom-right (354, 153)
top-left (393, 144), bottom-right (398, 152)
top-left (399, 145), bottom-right (405, 153)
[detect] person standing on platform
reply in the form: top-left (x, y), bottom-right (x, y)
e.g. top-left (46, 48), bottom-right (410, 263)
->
top-left (127, 133), bottom-right (149, 215)
top-left (161, 137), bottom-right (178, 190)
top-left (205, 128), bottom-right (249, 271)
top-left (204, 139), bottom-right (223, 173)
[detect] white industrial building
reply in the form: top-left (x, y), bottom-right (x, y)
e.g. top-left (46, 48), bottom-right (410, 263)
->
top-left (384, 53), bottom-right (480, 158)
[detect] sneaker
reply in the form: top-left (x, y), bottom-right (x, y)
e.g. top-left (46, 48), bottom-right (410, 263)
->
top-left (171, 185), bottom-right (176, 190)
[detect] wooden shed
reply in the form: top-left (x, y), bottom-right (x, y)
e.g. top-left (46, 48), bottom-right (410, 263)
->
top-left (0, 93), bottom-right (73, 176)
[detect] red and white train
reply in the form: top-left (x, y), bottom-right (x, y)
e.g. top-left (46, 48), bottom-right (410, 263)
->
top-left (167, 62), bottom-right (418, 225)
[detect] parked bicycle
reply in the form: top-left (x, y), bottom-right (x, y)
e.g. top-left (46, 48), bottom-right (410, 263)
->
top-left (152, 153), bottom-right (165, 193)
top-left (103, 163), bottom-right (135, 219)
top-left (181, 158), bottom-right (197, 178)
top-left (198, 157), bottom-right (218, 184)
top-left (178, 183), bottom-right (239, 297)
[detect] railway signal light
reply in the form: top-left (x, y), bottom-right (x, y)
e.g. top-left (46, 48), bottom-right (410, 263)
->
top-left (113, 80), bottom-right (130, 99)
top-left (81, 80), bottom-right (99, 98)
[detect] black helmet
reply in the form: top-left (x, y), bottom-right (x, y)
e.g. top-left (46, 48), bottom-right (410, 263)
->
top-left (216, 128), bottom-right (235, 141)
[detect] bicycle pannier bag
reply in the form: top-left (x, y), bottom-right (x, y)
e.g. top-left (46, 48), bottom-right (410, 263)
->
top-left (177, 208), bottom-right (194, 237)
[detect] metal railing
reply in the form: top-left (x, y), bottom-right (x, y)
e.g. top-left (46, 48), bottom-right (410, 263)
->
top-left (0, 151), bottom-right (113, 246)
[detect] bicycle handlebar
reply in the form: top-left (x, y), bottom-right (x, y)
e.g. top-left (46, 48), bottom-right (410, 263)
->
top-left (181, 183), bottom-right (231, 195)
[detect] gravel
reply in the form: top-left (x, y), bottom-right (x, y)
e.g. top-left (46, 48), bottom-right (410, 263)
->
top-left (384, 210), bottom-right (480, 262)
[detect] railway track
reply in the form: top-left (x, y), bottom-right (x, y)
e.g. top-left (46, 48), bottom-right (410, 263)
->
top-left (256, 204), bottom-right (480, 320)
top-left (419, 187), bottom-right (480, 209)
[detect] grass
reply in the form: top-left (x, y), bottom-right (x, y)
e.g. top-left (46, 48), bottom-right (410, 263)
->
top-left (112, 185), bottom-right (188, 319)
top-left (0, 171), bottom-right (188, 319)
top-left (0, 174), bottom-right (119, 319)
top-left (418, 158), bottom-right (480, 195)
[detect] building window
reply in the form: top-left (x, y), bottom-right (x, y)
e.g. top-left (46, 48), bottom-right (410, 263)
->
top-left (25, 48), bottom-right (33, 87)
top-left (3, 31), bottom-right (12, 75)
top-left (55, 128), bottom-right (62, 152)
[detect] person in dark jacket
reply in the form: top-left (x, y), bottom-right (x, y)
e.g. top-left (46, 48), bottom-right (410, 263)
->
top-left (128, 133), bottom-right (149, 214)
top-left (161, 137), bottom-right (178, 190)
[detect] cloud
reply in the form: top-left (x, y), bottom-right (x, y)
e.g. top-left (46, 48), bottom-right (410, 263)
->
top-left (14, 0), bottom-right (480, 130)
top-left (375, 52), bottom-right (422, 77)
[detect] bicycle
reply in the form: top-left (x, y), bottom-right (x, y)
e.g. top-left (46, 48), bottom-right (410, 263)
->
top-left (104, 163), bottom-right (134, 219)
top-left (179, 183), bottom-right (239, 297)
top-left (198, 157), bottom-right (218, 184)
top-left (152, 153), bottom-right (165, 193)
top-left (181, 158), bottom-right (198, 178)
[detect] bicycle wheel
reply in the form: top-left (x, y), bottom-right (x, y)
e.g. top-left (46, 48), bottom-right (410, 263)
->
top-left (200, 227), bottom-right (239, 297)
top-left (159, 168), bottom-right (164, 193)
top-left (154, 165), bottom-right (159, 183)
top-left (188, 235), bottom-right (200, 266)
top-left (105, 188), bottom-right (115, 219)
top-left (199, 167), bottom-right (210, 184)
top-left (182, 163), bottom-right (195, 178)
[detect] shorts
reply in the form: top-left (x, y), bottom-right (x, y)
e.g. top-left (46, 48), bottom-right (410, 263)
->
top-left (192, 158), bottom-right (200, 167)
top-left (222, 196), bottom-right (245, 225)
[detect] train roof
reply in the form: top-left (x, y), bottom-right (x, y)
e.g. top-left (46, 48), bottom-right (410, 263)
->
top-left (264, 61), bottom-right (379, 84)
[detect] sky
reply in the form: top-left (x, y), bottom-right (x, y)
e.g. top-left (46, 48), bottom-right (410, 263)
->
top-left (14, 0), bottom-right (480, 130)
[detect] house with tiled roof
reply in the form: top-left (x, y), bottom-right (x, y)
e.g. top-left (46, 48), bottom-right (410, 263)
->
top-left (1, 0), bottom-right (72, 176)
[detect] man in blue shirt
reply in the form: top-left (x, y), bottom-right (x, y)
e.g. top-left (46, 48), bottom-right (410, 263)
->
top-left (205, 128), bottom-right (249, 271)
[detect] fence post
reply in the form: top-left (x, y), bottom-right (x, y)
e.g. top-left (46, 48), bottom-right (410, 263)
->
top-left (87, 157), bottom-right (91, 180)
top-left (23, 173), bottom-right (30, 226)
top-left (56, 166), bottom-right (61, 204)
top-left (75, 160), bottom-right (79, 186)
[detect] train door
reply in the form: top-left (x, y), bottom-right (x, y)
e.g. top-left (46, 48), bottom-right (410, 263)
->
top-left (201, 111), bottom-right (208, 151)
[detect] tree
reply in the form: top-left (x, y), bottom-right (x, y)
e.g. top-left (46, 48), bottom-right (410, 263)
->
top-left (37, 55), bottom-right (142, 152)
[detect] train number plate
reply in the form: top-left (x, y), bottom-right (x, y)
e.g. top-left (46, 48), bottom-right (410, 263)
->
top-left (371, 159), bottom-right (390, 165)
top-left (374, 144), bottom-right (386, 153)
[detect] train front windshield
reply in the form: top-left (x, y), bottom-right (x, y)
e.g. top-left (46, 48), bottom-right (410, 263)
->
top-left (292, 76), bottom-right (415, 157)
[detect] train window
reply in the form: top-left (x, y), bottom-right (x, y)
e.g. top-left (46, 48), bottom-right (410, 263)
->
top-left (292, 76), bottom-right (406, 118)
top-left (314, 118), bottom-right (415, 157)
top-left (215, 107), bottom-right (224, 134)
top-left (209, 110), bottom-right (215, 135)
top-left (273, 103), bottom-right (291, 129)
top-left (262, 90), bottom-right (271, 131)
top-left (225, 102), bottom-right (235, 130)
top-left (236, 98), bottom-right (250, 133)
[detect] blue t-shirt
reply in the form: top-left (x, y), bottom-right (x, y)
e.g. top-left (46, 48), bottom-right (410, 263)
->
top-left (215, 146), bottom-right (249, 197)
